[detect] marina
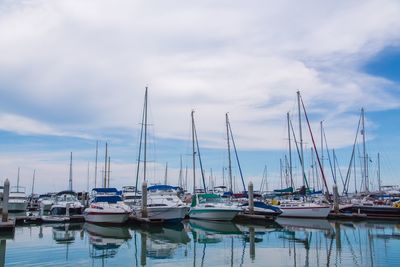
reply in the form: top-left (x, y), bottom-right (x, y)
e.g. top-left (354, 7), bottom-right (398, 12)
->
top-left (1, 1), bottom-right (400, 266)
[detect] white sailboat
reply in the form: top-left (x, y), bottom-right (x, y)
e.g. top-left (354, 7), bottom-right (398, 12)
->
top-left (189, 193), bottom-right (241, 221)
top-left (278, 199), bottom-right (331, 218)
top-left (132, 87), bottom-right (189, 222)
top-left (188, 111), bottom-right (241, 221)
top-left (133, 185), bottom-right (189, 221)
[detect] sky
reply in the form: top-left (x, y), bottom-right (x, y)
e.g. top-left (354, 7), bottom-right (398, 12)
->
top-left (0, 0), bottom-right (399, 194)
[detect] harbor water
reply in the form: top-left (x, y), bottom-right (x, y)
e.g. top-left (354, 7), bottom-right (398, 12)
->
top-left (1, 219), bottom-right (400, 266)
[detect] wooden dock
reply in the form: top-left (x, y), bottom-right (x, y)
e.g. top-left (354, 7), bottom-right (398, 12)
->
top-left (0, 220), bottom-right (15, 232)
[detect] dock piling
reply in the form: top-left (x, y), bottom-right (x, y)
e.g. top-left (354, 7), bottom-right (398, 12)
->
top-left (333, 184), bottom-right (339, 213)
top-left (2, 179), bottom-right (9, 222)
top-left (248, 181), bottom-right (254, 215)
top-left (141, 181), bottom-right (148, 218)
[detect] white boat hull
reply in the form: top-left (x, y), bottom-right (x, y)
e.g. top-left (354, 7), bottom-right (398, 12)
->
top-left (280, 206), bottom-right (330, 218)
top-left (136, 206), bottom-right (189, 221)
top-left (84, 210), bottom-right (130, 224)
top-left (8, 202), bottom-right (28, 212)
top-left (189, 208), bottom-right (240, 221)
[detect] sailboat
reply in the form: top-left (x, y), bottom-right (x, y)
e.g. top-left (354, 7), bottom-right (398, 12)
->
top-left (275, 92), bottom-right (331, 218)
top-left (44, 153), bottom-right (84, 221)
top-left (188, 111), bottom-right (241, 221)
top-left (132, 87), bottom-right (189, 222)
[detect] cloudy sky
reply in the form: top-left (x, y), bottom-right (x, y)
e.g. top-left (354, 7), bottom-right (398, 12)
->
top-left (0, 0), bottom-right (399, 194)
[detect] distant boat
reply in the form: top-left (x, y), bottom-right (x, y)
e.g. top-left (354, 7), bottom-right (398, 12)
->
top-left (189, 193), bottom-right (241, 221)
top-left (84, 188), bottom-right (131, 224)
top-left (49, 190), bottom-right (84, 216)
top-left (38, 193), bottom-right (54, 212)
top-left (121, 185), bottom-right (141, 207)
top-left (277, 200), bottom-right (330, 218)
top-left (8, 186), bottom-right (28, 212)
top-left (9, 168), bottom-right (28, 212)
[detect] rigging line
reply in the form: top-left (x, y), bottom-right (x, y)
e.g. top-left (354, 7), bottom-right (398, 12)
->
top-left (322, 126), bottom-right (338, 186)
top-left (228, 118), bottom-right (247, 192)
top-left (289, 118), bottom-right (310, 190)
top-left (333, 150), bottom-right (346, 192)
top-left (343, 114), bottom-right (361, 194)
top-left (193, 117), bottom-right (207, 191)
top-left (300, 94), bottom-right (330, 196)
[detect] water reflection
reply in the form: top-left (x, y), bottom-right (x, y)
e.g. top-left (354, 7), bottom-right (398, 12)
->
top-left (85, 223), bottom-right (131, 259)
top-left (3, 219), bottom-right (400, 266)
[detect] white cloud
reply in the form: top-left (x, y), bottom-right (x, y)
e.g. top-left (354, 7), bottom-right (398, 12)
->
top-left (0, 0), bottom-right (400, 191)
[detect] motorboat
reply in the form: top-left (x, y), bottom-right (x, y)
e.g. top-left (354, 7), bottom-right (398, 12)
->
top-left (133, 185), bottom-right (189, 221)
top-left (49, 190), bottom-right (84, 216)
top-left (189, 193), bottom-right (242, 221)
top-left (277, 200), bottom-right (331, 218)
top-left (8, 186), bottom-right (28, 212)
top-left (83, 188), bottom-right (131, 224)
top-left (122, 185), bottom-right (141, 207)
top-left (38, 193), bottom-right (54, 213)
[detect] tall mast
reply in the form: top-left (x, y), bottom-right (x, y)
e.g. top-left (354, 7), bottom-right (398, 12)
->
top-left (297, 91), bottom-right (306, 187)
top-left (107, 156), bottom-right (111, 188)
top-left (94, 140), bottom-right (98, 188)
top-left (31, 169), bottom-right (36, 195)
top-left (144, 87), bottom-right (148, 182)
top-left (17, 167), bottom-right (20, 192)
top-left (135, 88), bottom-right (147, 193)
top-left (279, 158), bottom-right (283, 189)
top-left (287, 112), bottom-right (293, 188)
top-left (320, 121), bottom-right (324, 181)
top-left (378, 153), bottom-right (381, 191)
top-left (179, 155), bottom-right (183, 188)
top-left (300, 93), bottom-right (330, 196)
top-left (191, 110), bottom-right (196, 194)
top-left (226, 113), bottom-right (233, 192)
top-left (104, 143), bottom-right (108, 188)
top-left (333, 149), bottom-right (336, 184)
top-left (185, 164), bottom-right (188, 191)
top-left (86, 162), bottom-right (90, 193)
top-left (164, 162), bottom-right (168, 185)
top-left (361, 108), bottom-right (368, 192)
top-left (69, 152), bottom-right (73, 191)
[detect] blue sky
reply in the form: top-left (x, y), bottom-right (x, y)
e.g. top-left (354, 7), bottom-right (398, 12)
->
top-left (0, 0), bottom-right (399, 194)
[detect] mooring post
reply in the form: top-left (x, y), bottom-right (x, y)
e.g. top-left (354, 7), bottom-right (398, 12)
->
top-left (249, 226), bottom-right (255, 260)
top-left (248, 181), bottom-right (254, 215)
top-left (2, 179), bottom-right (10, 222)
top-left (141, 181), bottom-right (148, 218)
top-left (66, 203), bottom-right (70, 217)
top-left (333, 184), bottom-right (339, 213)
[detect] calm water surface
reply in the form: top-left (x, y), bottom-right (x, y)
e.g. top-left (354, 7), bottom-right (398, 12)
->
top-left (1, 218), bottom-right (400, 266)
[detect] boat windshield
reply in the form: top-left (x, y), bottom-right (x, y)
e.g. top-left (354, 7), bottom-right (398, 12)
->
top-left (199, 196), bottom-right (224, 204)
top-left (55, 194), bottom-right (77, 202)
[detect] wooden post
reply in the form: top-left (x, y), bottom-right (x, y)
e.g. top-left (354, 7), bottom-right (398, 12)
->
top-left (141, 181), bottom-right (148, 218)
top-left (2, 179), bottom-right (10, 222)
top-left (248, 181), bottom-right (254, 215)
top-left (249, 226), bottom-right (255, 260)
top-left (333, 185), bottom-right (339, 213)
